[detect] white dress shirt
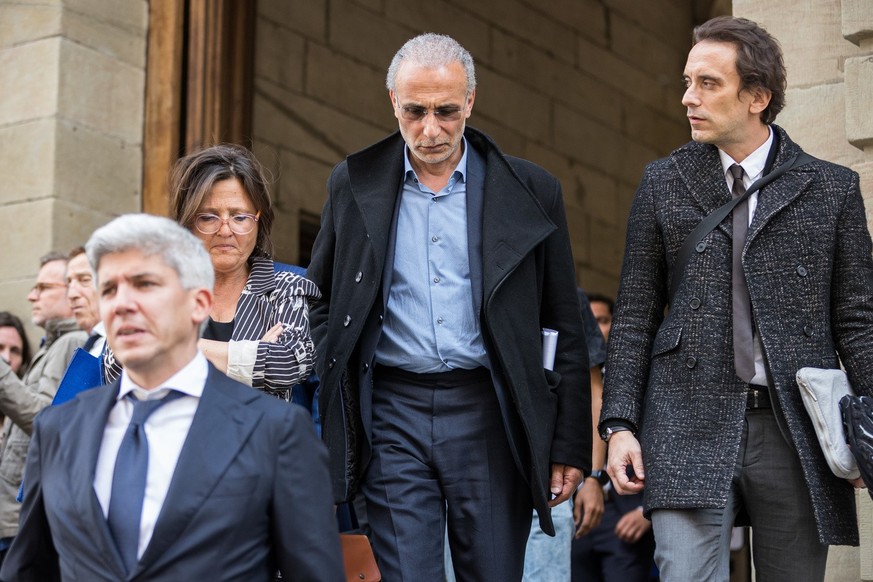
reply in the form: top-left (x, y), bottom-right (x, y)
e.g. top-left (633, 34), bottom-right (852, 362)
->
top-left (93, 351), bottom-right (208, 559)
top-left (88, 321), bottom-right (107, 358)
top-left (719, 127), bottom-right (774, 386)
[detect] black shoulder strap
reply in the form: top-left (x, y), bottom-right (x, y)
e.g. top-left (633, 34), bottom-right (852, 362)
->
top-left (668, 151), bottom-right (816, 302)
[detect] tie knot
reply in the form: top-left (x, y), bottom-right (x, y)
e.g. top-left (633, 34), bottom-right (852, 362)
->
top-left (729, 164), bottom-right (745, 181)
top-left (729, 164), bottom-right (746, 198)
top-left (127, 390), bottom-right (182, 426)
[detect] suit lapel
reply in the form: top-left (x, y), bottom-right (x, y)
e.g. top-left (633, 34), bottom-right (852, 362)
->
top-left (134, 368), bottom-right (263, 574)
top-left (64, 383), bottom-right (128, 579)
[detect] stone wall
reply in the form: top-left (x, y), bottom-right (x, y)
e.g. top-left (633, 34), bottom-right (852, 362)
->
top-left (251, 0), bottom-right (697, 294)
top-left (733, 1), bottom-right (873, 579)
top-left (0, 0), bottom-right (146, 344)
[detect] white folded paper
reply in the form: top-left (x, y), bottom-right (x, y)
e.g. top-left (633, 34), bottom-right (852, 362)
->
top-left (542, 328), bottom-right (559, 371)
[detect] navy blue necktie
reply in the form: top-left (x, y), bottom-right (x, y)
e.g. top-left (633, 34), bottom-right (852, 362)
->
top-left (107, 390), bottom-right (183, 573)
top-left (82, 333), bottom-right (101, 352)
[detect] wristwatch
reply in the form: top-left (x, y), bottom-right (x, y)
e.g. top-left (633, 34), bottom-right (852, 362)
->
top-left (588, 469), bottom-right (603, 481)
top-left (602, 425), bottom-right (631, 443)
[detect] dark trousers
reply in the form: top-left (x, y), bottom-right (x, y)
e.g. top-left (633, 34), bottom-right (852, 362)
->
top-left (571, 493), bottom-right (655, 582)
top-left (362, 367), bottom-right (532, 581)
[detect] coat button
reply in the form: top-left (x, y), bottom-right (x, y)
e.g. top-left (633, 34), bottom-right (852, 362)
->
top-left (690, 297), bottom-right (701, 310)
top-left (796, 265), bottom-right (808, 277)
top-left (378, 314), bottom-right (384, 323)
top-left (685, 356), bottom-right (697, 369)
top-left (695, 241), bottom-right (707, 253)
top-left (355, 271), bottom-right (363, 283)
top-left (343, 315), bottom-right (351, 327)
top-left (328, 357), bottom-right (336, 369)
top-left (362, 363), bottom-right (369, 373)
top-left (803, 325), bottom-right (814, 337)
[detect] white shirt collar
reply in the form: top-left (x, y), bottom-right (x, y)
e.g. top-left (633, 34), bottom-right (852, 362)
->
top-left (92, 321), bottom-right (106, 337)
top-left (719, 125), bottom-right (774, 183)
top-left (118, 351), bottom-right (209, 401)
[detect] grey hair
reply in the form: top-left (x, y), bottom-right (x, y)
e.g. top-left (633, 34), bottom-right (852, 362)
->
top-left (85, 214), bottom-right (215, 292)
top-left (386, 33), bottom-right (476, 96)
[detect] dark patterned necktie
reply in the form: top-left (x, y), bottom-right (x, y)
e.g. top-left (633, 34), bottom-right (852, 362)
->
top-left (730, 164), bottom-right (755, 382)
top-left (107, 390), bottom-right (183, 572)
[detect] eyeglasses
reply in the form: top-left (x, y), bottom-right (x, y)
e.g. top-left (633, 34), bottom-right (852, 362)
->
top-left (30, 282), bottom-right (67, 296)
top-left (194, 212), bottom-right (260, 235)
top-left (398, 104), bottom-right (464, 122)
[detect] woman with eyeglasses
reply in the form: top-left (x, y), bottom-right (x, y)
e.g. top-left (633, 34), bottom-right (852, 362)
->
top-left (166, 144), bottom-right (320, 400)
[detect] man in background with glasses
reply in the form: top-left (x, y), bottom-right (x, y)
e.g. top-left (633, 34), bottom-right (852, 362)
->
top-left (308, 33), bottom-right (589, 581)
top-left (0, 252), bottom-right (85, 566)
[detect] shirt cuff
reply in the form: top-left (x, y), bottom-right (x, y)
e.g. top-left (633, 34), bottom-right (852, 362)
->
top-left (226, 339), bottom-right (258, 386)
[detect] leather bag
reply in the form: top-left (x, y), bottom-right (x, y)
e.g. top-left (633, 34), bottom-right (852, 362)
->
top-left (796, 367), bottom-right (859, 480)
top-left (340, 533), bottom-right (381, 582)
top-left (839, 394), bottom-right (873, 500)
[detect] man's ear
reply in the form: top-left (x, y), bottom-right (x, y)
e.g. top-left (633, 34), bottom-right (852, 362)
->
top-left (749, 87), bottom-right (772, 115)
top-left (190, 288), bottom-right (213, 327)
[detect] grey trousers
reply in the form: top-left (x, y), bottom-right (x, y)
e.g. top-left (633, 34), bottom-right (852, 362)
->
top-left (651, 409), bottom-right (827, 582)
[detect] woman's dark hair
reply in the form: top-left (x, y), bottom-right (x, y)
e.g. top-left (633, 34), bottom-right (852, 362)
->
top-left (692, 16), bottom-right (786, 125)
top-left (169, 144), bottom-right (275, 260)
top-left (0, 311), bottom-right (32, 377)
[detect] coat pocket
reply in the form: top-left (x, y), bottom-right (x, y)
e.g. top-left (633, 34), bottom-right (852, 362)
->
top-left (651, 324), bottom-right (682, 356)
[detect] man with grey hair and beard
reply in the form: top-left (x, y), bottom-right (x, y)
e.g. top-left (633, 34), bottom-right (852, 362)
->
top-left (1, 214), bottom-right (343, 582)
top-left (308, 33), bottom-right (589, 580)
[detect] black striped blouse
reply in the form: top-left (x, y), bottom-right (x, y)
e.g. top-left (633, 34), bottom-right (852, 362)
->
top-left (103, 258), bottom-right (321, 401)
top-left (229, 258), bottom-right (320, 399)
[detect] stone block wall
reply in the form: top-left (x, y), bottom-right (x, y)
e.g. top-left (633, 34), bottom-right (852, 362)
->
top-left (251, 0), bottom-right (697, 295)
top-left (0, 0), bottom-right (146, 345)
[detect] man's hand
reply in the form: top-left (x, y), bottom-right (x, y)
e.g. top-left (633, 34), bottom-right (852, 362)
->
top-left (605, 431), bottom-right (645, 494)
top-left (573, 478), bottom-right (604, 537)
top-left (549, 464), bottom-right (583, 507)
top-left (614, 507), bottom-right (651, 543)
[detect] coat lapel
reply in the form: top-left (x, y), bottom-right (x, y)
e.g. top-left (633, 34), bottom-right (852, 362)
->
top-left (467, 130), bottom-right (556, 302)
top-left (672, 142), bottom-right (733, 236)
top-left (746, 128), bottom-right (811, 245)
top-left (345, 133), bottom-right (406, 280)
top-left (64, 383), bottom-right (128, 579)
top-left (133, 368), bottom-right (263, 575)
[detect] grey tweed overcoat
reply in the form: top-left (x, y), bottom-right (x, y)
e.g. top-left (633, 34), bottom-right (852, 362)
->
top-left (600, 125), bottom-right (873, 545)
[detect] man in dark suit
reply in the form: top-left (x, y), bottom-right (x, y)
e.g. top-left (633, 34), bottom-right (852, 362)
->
top-left (0, 214), bottom-right (344, 582)
top-left (307, 33), bottom-right (589, 581)
top-left (600, 16), bottom-right (873, 581)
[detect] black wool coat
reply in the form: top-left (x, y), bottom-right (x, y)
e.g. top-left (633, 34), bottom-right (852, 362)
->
top-left (308, 127), bottom-right (590, 535)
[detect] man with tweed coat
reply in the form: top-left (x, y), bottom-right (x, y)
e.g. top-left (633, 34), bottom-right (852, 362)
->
top-left (600, 16), bottom-right (873, 581)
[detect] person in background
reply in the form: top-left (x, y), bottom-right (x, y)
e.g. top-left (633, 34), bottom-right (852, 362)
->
top-left (573, 293), bottom-right (656, 582)
top-left (601, 16), bottom-right (873, 581)
top-left (0, 313), bottom-right (31, 380)
top-left (0, 253), bottom-right (86, 566)
top-left (587, 293), bottom-right (613, 344)
top-left (66, 246), bottom-right (105, 356)
top-left (167, 144), bottom-right (320, 400)
top-left (0, 214), bottom-right (343, 582)
top-left (520, 290), bottom-right (607, 580)
top-left (308, 33), bottom-right (589, 581)
top-left (0, 312), bottom-right (32, 446)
